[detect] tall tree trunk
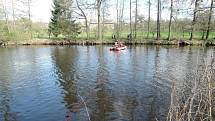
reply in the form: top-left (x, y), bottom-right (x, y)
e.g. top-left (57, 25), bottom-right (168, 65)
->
top-left (189, 0), bottom-right (199, 41)
top-left (119, 0), bottom-right (125, 39)
top-left (116, 0), bottom-right (119, 39)
top-left (205, 0), bottom-right (214, 40)
top-left (147, 0), bottom-right (151, 39)
top-left (97, 0), bottom-right (102, 41)
top-left (202, 31), bottom-right (205, 40)
top-left (157, 0), bottom-right (161, 40)
top-left (11, 0), bottom-right (16, 28)
top-left (167, 0), bottom-right (173, 41)
top-left (134, 0), bottom-right (137, 39)
top-left (27, 0), bottom-right (32, 39)
top-left (85, 19), bottom-right (89, 40)
top-left (129, 0), bottom-right (132, 41)
top-left (27, 0), bottom-right (31, 26)
top-left (102, 4), bottom-right (105, 40)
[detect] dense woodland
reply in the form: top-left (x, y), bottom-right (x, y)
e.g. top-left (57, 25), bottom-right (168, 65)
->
top-left (0, 0), bottom-right (215, 44)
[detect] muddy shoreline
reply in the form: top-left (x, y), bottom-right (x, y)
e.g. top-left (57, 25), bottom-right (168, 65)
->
top-left (2, 39), bottom-right (215, 46)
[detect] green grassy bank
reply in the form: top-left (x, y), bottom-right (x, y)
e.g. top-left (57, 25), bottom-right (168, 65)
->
top-left (1, 31), bottom-right (215, 46)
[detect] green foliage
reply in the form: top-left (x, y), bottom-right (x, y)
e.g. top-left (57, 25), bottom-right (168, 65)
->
top-left (0, 22), bottom-right (9, 43)
top-left (0, 18), bottom-right (33, 44)
top-left (48, 0), bottom-right (61, 37)
top-left (49, 0), bottom-right (80, 39)
top-left (32, 22), bottom-right (48, 38)
top-left (60, 19), bottom-right (81, 39)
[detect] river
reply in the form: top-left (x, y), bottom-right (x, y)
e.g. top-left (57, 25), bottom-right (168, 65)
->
top-left (0, 45), bottom-right (214, 121)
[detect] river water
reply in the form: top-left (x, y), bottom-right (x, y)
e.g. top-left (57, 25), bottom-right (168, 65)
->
top-left (0, 45), bottom-right (214, 121)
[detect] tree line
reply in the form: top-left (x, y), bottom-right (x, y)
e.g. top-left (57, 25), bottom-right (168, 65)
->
top-left (0, 0), bottom-right (215, 44)
top-left (0, 0), bottom-right (33, 44)
top-left (49, 0), bottom-right (214, 41)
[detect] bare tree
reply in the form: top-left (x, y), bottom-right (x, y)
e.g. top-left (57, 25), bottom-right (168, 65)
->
top-left (28, 0), bottom-right (32, 39)
top-left (27, 0), bottom-right (31, 23)
top-left (119, 0), bottom-right (125, 39)
top-left (134, 0), bottom-right (138, 39)
top-left (167, 57), bottom-right (215, 121)
top-left (189, 0), bottom-right (199, 40)
top-left (101, 0), bottom-right (109, 40)
top-left (97, 0), bottom-right (103, 41)
top-left (205, 0), bottom-right (214, 40)
top-left (167, 0), bottom-right (173, 41)
top-left (11, 0), bottom-right (16, 28)
top-left (102, 1), bottom-right (105, 39)
top-left (157, 0), bottom-right (161, 40)
top-left (147, 0), bottom-right (151, 39)
top-left (18, 0), bottom-right (33, 38)
top-left (129, 0), bottom-right (132, 41)
top-left (75, 0), bottom-right (91, 40)
top-left (116, 0), bottom-right (119, 39)
top-left (0, 0), bottom-right (10, 33)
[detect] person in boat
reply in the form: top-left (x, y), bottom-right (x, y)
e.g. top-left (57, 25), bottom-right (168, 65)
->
top-left (112, 34), bottom-right (116, 41)
top-left (114, 40), bottom-right (119, 47)
top-left (127, 33), bottom-right (132, 41)
top-left (119, 42), bottom-right (123, 47)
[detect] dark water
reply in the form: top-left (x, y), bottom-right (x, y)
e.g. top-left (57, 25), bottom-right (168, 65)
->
top-left (0, 45), bottom-right (214, 121)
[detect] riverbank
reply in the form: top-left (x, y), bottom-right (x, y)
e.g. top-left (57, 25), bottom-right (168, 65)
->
top-left (2, 38), bottom-right (215, 46)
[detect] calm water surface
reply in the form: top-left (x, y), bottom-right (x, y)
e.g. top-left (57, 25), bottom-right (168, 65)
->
top-left (0, 45), bottom-right (214, 121)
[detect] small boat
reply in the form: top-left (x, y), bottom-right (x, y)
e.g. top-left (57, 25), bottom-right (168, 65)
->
top-left (110, 45), bottom-right (127, 51)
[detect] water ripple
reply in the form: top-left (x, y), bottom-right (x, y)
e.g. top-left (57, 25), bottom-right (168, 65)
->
top-left (0, 46), bottom-right (214, 121)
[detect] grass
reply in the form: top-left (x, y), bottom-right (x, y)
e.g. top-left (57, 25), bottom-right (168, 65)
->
top-left (32, 31), bottom-right (215, 44)
top-left (75, 31), bottom-right (215, 41)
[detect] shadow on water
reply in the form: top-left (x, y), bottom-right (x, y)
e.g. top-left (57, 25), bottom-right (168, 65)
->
top-left (51, 46), bottom-right (81, 120)
top-left (0, 48), bottom-right (18, 121)
top-left (90, 46), bottom-right (115, 121)
top-left (0, 82), bottom-right (17, 121)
